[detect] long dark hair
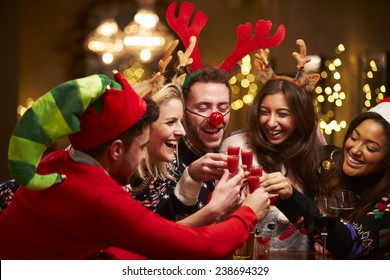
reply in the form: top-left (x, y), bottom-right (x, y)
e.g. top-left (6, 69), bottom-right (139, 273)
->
top-left (248, 77), bottom-right (323, 189)
top-left (319, 112), bottom-right (390, 220)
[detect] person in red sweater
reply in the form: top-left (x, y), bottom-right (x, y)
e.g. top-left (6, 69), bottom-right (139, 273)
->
top-left (1, 70), bottom-right (270, 260)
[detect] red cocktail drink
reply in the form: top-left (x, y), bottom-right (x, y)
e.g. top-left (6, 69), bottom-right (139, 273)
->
top-left (241, 149), bottom-right (253, 170)
top-left (247, 175), bottom-right (260, 193)
top-left (227, 146), bottom-right (240, 156)
top-left (227, 155), bottom-right (239, 173)
top-left (250, 166), bottom-right (263, 177)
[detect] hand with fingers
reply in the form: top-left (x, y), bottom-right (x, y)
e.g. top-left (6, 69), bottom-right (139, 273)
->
top-left (242, 187), bottom-right (270, 221)
top-left (260, 172), bottom-right (294, 200)
top-left (207, 167), bottom-right (246, 220)
top-left (187, 153), bottom-right (228, 182)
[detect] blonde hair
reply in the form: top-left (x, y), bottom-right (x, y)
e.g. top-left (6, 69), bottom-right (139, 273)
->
top-left (136, 83), bottom-right (184, 180)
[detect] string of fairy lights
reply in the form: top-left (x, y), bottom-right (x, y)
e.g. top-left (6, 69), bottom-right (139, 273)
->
top-left (17, 44), bottom-right (387, 141)
top-left (316, 44), bottom-right (348, 135)
top-left (230, 55), bottom-right (257, 111)
top-left (360, 56), bottom-right (387, 111)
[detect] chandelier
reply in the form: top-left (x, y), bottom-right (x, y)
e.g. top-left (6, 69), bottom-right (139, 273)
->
top-left (85, 0), bottom-right (174, 65)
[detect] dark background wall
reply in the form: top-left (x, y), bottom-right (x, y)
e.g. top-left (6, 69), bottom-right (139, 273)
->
top-left (1, 0), bottom-right (390, 180)
top-left (1, 1), bottom-right (19, 181)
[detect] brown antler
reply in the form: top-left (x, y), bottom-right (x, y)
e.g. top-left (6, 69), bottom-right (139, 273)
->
top-left (131, 40), bottom-right (180, 98)
top-left (219, 19), bottom-right (285, 72)
top-left (255, 49), bottom-right (270, 71)
top-left (301, 73), bottom-right (321, 91)
top-left (159, 40), bottom-right (179, 74)
top-left (255, 39), bottom-right (321, 91)
top-left (166, 1), bottom-right (208, 71)
top-left (174, 36), bottom-right (196, 85)
top-left (292, 39), bottom-right (320, 90)
top-left (176, 36), bottom-right (195, 69)
top-left (150, 39), bottom-right (179, 84)
top-left (254, 49), bottom-right (274, 83)
top-left (292, 39), bottom-right (311, 73)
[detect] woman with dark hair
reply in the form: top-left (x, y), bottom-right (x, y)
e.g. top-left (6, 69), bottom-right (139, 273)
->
top-left (220, 40), bottom-right (325, 252)
top-left (268, 98), bottom-right (390, 259)
top-left (221, 76), bottom-right (325, 252)
top-left (246, 77), bottom-right (323, 197)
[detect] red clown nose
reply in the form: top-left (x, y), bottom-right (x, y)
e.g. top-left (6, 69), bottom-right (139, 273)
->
top-left (185, 108), bottom-right (229, 127)
top-left (208, 112), bottom-right (224, 127)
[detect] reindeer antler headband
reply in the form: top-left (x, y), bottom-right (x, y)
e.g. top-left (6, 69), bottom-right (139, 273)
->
top-left (127, 35), bottom-right (196, 98)
top-left (166, 1), bottom-right (286, 76)
top-left (255, 39), bottom-right (320, 91)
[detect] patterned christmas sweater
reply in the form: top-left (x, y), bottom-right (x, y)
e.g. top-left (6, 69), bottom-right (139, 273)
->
top-left (275, 188), bottom-right (390, 259)
top-left (128, 137), bottom-right (215, 221)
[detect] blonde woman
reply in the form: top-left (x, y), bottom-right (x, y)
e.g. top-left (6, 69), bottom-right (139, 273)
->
top-left (128, 82), bottom-right (245, 227)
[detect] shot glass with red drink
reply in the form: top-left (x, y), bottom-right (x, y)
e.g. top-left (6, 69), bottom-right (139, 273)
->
top-left (241, 149), bottom-right (253, 171)
top-left (227, 146), bottom-right (240, 156)
top-left (248, 166), bottom-right (277, 204)
top-left (247, 175), bottom-right (260, 193)
top-left (227, 155), bottom-right (240, 174)
top-left (250, 166), bottom-right (263, 177)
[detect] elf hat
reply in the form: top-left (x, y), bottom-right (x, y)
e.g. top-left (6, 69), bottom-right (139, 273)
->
top-left (8, 71), bottom-right (146, 190)
top-left (369, 96), bottom-right (390, 124)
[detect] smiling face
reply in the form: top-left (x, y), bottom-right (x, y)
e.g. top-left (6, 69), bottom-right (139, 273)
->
top-left (148, 98), bottom-right (185, 164)
top-left (343, 119), bottom-right (389, 177)
top-left (258, 92), bottom-right (296, 145)
top-left (111, 126), bottom-right (151, 186)
top-left (183, 82), bottom-right (230, 153)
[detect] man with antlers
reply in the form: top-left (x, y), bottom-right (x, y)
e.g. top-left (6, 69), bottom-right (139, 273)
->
top-left (145, 1), bottom-right (285, 221)
top-left (120, 37), bottom-right (244, 227)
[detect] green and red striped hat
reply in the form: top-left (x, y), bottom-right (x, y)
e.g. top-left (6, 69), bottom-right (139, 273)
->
top-left (8, 71), bottom-right (146, 190)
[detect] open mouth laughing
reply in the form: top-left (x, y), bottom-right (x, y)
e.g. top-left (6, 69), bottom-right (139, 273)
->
top-left (345, 154), bottom-right (364, 168)
top-left (265, 129), bottom-right (284, 140)
top-left (165, 140), bottom-right (178, 150)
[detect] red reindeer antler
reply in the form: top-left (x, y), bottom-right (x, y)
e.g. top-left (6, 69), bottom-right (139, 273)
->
top-left (166, 1), bottom-right (208, 71)
top-left (219, 20), bottom-right (286, 72)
